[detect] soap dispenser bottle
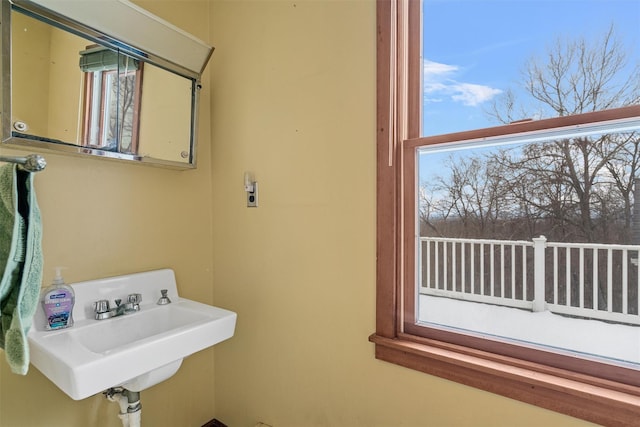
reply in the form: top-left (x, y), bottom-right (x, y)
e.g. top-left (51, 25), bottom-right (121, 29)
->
top-left (42, 267), bottom-right (75, 330)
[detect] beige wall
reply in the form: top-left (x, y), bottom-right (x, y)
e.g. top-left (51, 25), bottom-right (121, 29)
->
top-left (13, 11), bottom-right (87, 143)
top-left (46, 28), bottom-right (87, 143)
top-left (12, 12), bottom-right (51, 137)
top-left (138, 65), bottom-right (192, 163)
top-left (0, 0), bottom-right (597, 426)
top-left (209, 1), bottom-right (594, 426)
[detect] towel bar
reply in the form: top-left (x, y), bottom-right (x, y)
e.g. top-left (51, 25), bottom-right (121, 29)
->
top-left (0, 154), bottom-right (46, 172)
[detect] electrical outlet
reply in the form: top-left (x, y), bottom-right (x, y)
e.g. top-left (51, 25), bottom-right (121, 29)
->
top-left (247, 181), bottom-right (258, 207)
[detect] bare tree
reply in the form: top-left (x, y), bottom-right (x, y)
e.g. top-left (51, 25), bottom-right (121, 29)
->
top-left (483, 24), bottom-right (640, 243)
top-left (489, 24), bottom-right (639, 121)
top-left (425, 25), bottom-right (639, 242)
top-left (420, 153), bottom-right (518, 239)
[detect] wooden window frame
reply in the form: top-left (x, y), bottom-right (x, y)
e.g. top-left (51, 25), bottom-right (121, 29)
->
top-left (369, 1), bottom-right (640, 425)
top-left (82, 66), bottom-right (143, 153)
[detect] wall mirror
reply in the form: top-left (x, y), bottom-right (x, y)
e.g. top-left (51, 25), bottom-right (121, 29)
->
top-left (1, 0), bottom-right (213, 169)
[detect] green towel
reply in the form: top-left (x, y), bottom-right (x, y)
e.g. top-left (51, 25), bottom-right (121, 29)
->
top-left (0, 163), bottom-right (43, 375)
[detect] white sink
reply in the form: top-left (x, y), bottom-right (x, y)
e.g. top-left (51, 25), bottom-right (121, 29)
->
top-left (28, 269), bottom-right (236, 400)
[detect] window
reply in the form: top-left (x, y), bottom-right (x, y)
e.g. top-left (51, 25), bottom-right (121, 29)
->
top-left (370, 0), bottom-right (640, 424)
top-left (81, 46), bottom-right (143, 154)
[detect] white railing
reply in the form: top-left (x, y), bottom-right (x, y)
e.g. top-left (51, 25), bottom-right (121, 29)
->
top-left (420, 236), bottom-right (640, 325)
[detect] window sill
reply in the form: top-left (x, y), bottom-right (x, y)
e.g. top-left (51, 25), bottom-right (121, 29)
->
top-left (369, 333), bottom-right (640, 426)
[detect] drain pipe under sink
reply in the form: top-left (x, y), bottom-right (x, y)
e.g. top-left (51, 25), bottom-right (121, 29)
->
top-left (105, 387), bottom-right (142, 427)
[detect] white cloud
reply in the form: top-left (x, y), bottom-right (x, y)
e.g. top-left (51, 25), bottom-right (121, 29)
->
top-left (423, 59), bottom-right (502, 106)
top-left (424, 82), bottom-right (448, 93)
top-left (450, 83), bottom-right (503, 106)
top-left (424, 59), bottom-right (458, 77)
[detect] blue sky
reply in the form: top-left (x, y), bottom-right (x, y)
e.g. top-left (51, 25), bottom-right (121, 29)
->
top-left (421, 0), bottom-right (640, 137)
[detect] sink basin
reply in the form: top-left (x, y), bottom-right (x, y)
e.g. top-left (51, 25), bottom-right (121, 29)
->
top-left (28, 269), bottom-right (236, 400)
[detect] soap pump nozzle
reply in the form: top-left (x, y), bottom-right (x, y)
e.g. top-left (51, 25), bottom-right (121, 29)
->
top-left (52, 266), bottom-right (66, 285)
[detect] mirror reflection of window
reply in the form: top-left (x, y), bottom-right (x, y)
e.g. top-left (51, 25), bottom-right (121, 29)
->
top-left (80, 46), bottom-right (142, 153)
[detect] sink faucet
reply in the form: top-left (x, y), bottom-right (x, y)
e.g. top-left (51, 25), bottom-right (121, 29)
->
top-left (93, 294), bottom-right (142, 320)
top-left (125, 293), bottom-right (142, 312)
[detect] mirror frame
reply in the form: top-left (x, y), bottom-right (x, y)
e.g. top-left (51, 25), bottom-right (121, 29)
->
top-left (1, 0), bottom-right (212, 169)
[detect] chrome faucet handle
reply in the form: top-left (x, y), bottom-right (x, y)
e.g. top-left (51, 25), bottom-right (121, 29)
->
top-left (157, 289), bottom-right (171, 305)
top-left (94, 299), bottom-right (114, 320)
top-left (126, 293), bottom-right (142, 311)
top-left (94, 299), bottom-right (110, 313)
top-left (127, 293), bottom-right (142, 304)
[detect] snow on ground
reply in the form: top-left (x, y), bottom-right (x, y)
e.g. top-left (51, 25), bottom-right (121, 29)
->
top-left (419, 295), bottom-right (640, 367)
